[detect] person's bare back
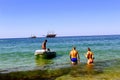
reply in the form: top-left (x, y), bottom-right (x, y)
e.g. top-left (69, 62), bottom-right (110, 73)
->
top-left (69, 47), bottom-right (80, 65)
top-left (42, 40), bottom-right (47, 50)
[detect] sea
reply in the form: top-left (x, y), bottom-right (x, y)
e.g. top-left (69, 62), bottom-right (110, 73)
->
top-left (0, 35), bottom-right (120, 79)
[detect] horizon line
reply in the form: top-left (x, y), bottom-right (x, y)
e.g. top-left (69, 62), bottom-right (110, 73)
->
top-left (0, 34), bottom-right (120, 39)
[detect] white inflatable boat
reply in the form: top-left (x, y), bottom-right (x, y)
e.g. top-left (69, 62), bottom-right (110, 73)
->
top-left (34, 49), bottom-right (46, 55)
top-left (34, 49), bottom-right (56, 59)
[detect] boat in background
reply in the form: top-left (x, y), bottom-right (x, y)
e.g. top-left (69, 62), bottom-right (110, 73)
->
top-left (30, 34), bottom-right (37, 38)
top-left (46, 32), bottom-right (56, 38)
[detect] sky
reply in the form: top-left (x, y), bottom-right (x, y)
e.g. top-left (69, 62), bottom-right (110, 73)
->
top-left (0, 0), bottom-right (120, 38)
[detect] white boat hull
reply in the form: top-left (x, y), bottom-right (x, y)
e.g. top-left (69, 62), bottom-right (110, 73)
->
top-left (34, 49), bottom-right (56, 59)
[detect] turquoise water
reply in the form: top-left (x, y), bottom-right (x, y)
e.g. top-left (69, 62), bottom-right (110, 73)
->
top-left (0, 35), bottom-right (120, 73)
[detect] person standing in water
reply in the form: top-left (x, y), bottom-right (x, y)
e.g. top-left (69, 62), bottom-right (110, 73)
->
top-left (85, 47), bottom-right (94, 64)
top-left (69, 47), bottom-right (80, 65)
top-left (42, 40), bottom-right (47, 50)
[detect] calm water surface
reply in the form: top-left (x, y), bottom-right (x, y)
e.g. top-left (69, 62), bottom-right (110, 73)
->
top-left (0, 35), bottom-right (120, 77)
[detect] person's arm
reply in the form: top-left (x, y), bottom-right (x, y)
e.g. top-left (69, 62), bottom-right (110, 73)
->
top-left (86, 52), bottom-right (89, 59)
top-left (42, 42), bottom-right (44, 49)
top-left (77, 52), bottom-right (80, 63)
top-left (92, 52), bottom-right (94, 59)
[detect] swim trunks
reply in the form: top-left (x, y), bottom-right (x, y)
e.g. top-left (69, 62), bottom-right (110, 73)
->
top-left (88, 59), bottom-right (93, 63)
top-left (71, 58), bottom-right (77, 62)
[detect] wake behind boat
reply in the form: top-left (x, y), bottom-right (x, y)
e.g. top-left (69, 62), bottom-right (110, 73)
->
top-left (34, 49), bottom-right (56, 59)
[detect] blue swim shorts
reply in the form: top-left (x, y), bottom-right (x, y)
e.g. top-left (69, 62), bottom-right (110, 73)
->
top-left (71, 58), bottom-right (77, 62)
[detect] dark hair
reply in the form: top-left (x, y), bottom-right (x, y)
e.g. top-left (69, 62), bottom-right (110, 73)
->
top-left (47, 48), bottom-right (50, 51)
top-left (88, 47), bottom-right (91, 51)
top-left (45, 40), bottom-right (47, 42)
top-left (73, 47), bottom-right (76, 50)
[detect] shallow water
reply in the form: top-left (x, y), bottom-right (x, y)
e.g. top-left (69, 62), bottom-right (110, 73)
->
top-left (0, 59), bottom-right (120, 80)
top-left (0, 35), bottom-right (120, 80)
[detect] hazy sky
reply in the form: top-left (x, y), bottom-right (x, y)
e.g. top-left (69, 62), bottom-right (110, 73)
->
top-left (0, 0), bottom-right (120, 38)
